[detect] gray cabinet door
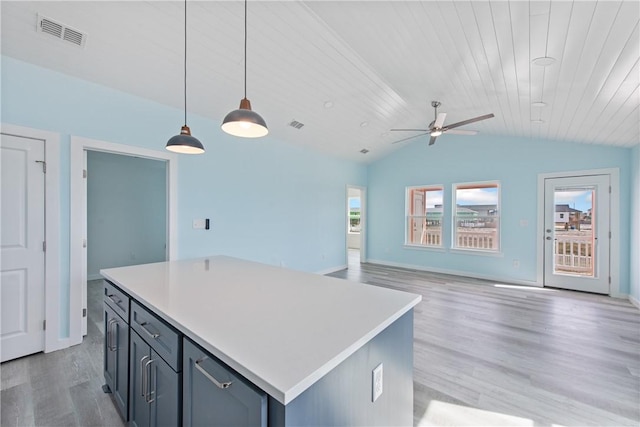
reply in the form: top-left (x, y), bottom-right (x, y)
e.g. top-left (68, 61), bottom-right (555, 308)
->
top-left (149, 348), bottom-right (181, 427)
top-left (130, 330), bottom-right (181, 427)
top-left (183, 339), bottom-right (267, 427)
top-left (129, 330), bottom-right (151, 427)
top-left (104, 303), bottom-right (129, 420)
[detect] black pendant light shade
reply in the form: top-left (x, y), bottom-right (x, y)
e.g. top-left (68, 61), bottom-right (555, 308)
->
top-left (221, 98), bottom-right (268, 138)
top-left (166, 0), bottom-right (204, 154)
top-left (221, 0), bottom-right (268, 138)
top-left (166, 125), bottom-right (205, 154)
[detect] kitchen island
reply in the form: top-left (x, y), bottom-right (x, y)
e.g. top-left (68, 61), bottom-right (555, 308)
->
top-left (100, 256), bottom-right (421, 426)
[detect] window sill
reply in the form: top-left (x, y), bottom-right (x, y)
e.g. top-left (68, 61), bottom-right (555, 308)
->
top-left (403, 244), bottom-right (446, 253)
top-left (450, 248), bottom-right (504, 257)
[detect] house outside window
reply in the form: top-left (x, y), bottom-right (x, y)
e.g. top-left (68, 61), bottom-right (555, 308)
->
top-left (453, 182), bottom-right (500, 252)
top-left (348, 196), bottom-right (361, 233)
top-left (406, 186), bottom-right (444, 247)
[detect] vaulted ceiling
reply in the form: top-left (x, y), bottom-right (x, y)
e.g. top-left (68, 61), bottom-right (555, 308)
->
top-left (2, 1), bottom-right (638, 162)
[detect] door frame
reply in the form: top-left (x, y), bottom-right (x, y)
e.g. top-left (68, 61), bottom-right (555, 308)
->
top-left (70, 136), bottom-right (177, 345)
top-left (536, 168), bottom-right (620, 297)
top-left (346, 185), bottom-right (366, 263)
top-left (1, 123), bottom-right (62, 353)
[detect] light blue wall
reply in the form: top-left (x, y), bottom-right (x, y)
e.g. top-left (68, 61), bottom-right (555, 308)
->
top-left (87, 151), bottom-right (167, 278)
top-left (630, 145), bottom-right (640, 304)
top-left (1, 56), bottom-right (367, 337)
top-left (367, 134), bottom-right (632, 294)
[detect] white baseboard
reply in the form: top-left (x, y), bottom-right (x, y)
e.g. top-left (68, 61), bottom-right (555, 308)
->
top-left (629, 294), bottom-right (640, 310)
top-left (87, 273), bottom-right (103, 281)
top-left (366, 259), bottom-right (542, 288)
top-left (315, 264), bottom-right (348, 275)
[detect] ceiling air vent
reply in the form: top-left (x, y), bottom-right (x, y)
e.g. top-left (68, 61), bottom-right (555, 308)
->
top-left (37, 14), bottom-right (87, 48)
top-left (288, 120), bottom-right (305, 130)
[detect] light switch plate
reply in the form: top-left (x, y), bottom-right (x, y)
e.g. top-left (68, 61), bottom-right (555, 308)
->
top-left (372, 363), bottom-right (383, 402)
top-left (192, 219), bottom-right (207, 229)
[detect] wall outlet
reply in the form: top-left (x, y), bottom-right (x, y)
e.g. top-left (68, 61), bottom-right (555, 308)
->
top-left (372, 363), bottom-right (383, 402)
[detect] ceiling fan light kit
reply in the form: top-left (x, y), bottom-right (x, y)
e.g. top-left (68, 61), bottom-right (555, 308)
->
top-left (166, 0), bottom-right (204, 155)
top-left (390, 100), bottom-right (494, 146)
top-left (221, 0), bottom-right (268, 139)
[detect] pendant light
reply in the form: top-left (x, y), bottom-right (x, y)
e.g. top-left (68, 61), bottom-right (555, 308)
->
top-left (221, 0), bottom-right (268, 138)
top-left (166, 0), bottom-right (205, 154)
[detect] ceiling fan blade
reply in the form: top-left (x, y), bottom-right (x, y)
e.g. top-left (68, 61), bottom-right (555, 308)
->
top-left (391, 132), bottom-right (429, 144)
top-left (428, 135), bottom-right (438, 146)
top-left (434, 112), bottom-right (447, 128)
top-left (445, 129), bottom-right (478, 135)
top-left (443, 113), bottom-right (495, 131)
top-left (390, 128), bottom-right (429, 132)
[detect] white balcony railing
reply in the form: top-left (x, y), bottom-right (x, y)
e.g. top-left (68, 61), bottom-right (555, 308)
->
top-left (554, 234), bottom-right (593, 276)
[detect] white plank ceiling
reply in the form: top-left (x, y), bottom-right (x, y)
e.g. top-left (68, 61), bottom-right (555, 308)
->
top-left (1, 1), bottom-right (638, 162)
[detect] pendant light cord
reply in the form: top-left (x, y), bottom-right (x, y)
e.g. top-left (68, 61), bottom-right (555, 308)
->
top-left (244, 0), bottom-right (247, 99)
top-left (184, 0), bottom-right (188, 126)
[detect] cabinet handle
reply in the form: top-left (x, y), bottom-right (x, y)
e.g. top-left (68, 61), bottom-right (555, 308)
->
top-left (107, 318), bottom-right (118, 352)
top-left (194, 357), bottom-right (233, 389)
top-left (145, 359), bottom-right (155, 404)
top-left (107, 294), bottom-right (121, 305)
top-left (140, 355), bottom-right (150, 398)
top-left (138, 321), bottom-right (160, 339)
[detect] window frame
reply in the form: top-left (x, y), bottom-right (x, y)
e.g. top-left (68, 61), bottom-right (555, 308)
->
top-left (451, 180), bottom-right (501, 254)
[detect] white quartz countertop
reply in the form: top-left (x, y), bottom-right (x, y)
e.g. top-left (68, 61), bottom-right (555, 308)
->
top-left (100, 256), bottom-right (421, 405)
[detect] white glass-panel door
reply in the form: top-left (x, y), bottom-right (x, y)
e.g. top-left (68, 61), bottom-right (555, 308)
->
top-left (544, 175), bottom-right (610, 294)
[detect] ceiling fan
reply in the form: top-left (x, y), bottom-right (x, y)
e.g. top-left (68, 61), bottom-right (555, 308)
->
top-left (391, 101), bottom-right (494, 146)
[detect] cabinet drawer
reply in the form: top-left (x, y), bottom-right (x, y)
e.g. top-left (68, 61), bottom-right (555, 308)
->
top-left (131, 300), bottom-right (181, 372)
top-left (104, 280), bottom-right (129, 322)
top-left (183, 338), bottom-right (267, 427)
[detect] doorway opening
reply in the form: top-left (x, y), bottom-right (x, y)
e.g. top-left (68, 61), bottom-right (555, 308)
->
top-left (346, 186), bottom-right (366, 269)
top-left (70, 137), bottom-right (177, 344)
top-left (86, 151), bottom-right (168, 281)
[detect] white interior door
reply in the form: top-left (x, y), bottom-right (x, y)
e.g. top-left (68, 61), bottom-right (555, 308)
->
top-left (1, 134), bottom-right (46, 362)
top-left (544, 175), bottom-right (610, 294)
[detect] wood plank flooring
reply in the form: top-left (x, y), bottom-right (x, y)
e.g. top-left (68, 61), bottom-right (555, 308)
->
top-left (328, 251), bottom-right (640, 426)
top-left (2, 255), bottom-right (639, 426)
top-left (1, 280), bottom-right (125, 427)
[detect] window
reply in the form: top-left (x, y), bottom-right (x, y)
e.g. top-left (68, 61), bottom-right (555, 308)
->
top-left (348, 196), bottom-right (361, 233)
top-left (406, 186), bottom-right (444, 247)
top-left (453, 182), bottom-right (500, 252)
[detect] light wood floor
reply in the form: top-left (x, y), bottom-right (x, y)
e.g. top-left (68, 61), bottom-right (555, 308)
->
top-left (2, 256), bottom-right (639, 426)
top-left (329, 250), bottom-right (640, 426)
top-left (1, 280), bottom-right (125, 427)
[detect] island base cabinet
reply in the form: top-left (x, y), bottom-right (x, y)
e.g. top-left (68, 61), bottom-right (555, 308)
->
top-left (183, 339), bottom-right (267, 427)
top-left (103, 302), bottom-right (129, 421)
top-left (130, 330), bottom-right (181, 427)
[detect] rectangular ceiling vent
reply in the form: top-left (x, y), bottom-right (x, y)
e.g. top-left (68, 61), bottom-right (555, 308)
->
top-left (37, 14), bottom-right (87, 48)
top-left (288, 120), bottom-right (305, 130)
